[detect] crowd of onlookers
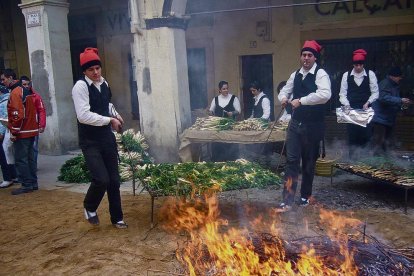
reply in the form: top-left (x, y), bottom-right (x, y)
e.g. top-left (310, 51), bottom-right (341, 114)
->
top-left (0, 68), bottom-right (46, 195)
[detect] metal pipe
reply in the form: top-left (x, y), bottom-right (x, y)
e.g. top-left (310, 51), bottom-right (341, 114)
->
top-left (187, 0), bottom-right (363, 16)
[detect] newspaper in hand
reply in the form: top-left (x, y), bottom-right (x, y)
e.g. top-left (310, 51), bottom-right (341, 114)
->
top-left (336, 107), bottom-right (374, 127)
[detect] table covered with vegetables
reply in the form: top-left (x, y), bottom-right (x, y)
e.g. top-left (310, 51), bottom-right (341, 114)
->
top-left (179, 117), bottom-right (288, 162)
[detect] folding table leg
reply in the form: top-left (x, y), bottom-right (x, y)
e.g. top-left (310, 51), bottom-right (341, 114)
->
top-left (404, 188), bottom-right (408, 214)
top-left (151, 196), bottom-right (155, 228)
top-left (330, 165), bottom-right (333, 185)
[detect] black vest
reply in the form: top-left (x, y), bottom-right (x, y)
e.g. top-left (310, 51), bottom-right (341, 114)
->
top-left (253, 95), bottom-right (268, 118)
top-left (77, 77), bottom-right (114, 146)
top-left (214, 95), bottom-right (236, 118)
top-left (347, 70), bottom-right (371, 109)
top-left (292, 66), bottom-right (325, 123)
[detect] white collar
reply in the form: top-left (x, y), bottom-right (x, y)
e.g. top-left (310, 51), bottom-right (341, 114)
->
top-left (84, 75), bottom-right (105, 86)
top-left (350, 68), bottom-right (367, 77)
top-left (299, 63), bottom-right (317, 75)
top-left (254, 91), bottom-right (265, 100)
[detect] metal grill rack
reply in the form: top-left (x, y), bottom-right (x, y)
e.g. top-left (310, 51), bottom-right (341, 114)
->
top-left (331, 163), bottom-right (414, 214)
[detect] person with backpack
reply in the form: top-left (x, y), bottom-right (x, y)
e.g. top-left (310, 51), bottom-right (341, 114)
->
top-left (339, 49), bottom-right (379, 159)
top-left (20, 75), bottom-right (46, 169)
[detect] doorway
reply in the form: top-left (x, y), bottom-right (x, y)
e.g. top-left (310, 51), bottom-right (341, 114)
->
top-left (241, 54), bottom-right (274, 120)
top-left (187, 48), bottom-right (208, 110)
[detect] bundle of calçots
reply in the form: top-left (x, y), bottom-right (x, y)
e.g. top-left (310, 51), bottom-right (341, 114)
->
top-left (136, 159), bottom-right (281, 196)
top-left (190, 116), bottom-right (289, 131)
top-left (190, 116), bottom-right (235, 131)
top-left (58, 129), bottom-right (153, 183)
top-left (232, 118), bottom-right (269, 131)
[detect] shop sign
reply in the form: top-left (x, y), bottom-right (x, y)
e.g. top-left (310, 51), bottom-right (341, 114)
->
top-left (294, 0), bottom-right (413, 23)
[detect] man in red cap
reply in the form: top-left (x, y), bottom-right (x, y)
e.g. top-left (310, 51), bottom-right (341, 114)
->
top-left (277, 40), bottom-right (331, 211)
top-left (72, 47), bottom-right (127, 229)
top-left (339, 49), bottom-right (379, 159)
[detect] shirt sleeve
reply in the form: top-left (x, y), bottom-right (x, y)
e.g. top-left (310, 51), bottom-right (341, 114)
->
top-left (339, 72), bottom-right (350, 106)
top-left (233, 96), bottom-right (241, 113)
top-left (278, 72), bottom-right (295, 102)
top-left (209, 98), bottom-right (216, 113)
top-left (261, 97), bottom-right (271, 120)
top-left (7, 88), bottom-right (25, 135)
top-left (300, 69), bottom-right (331, 105)
top-left (368, 70), bottom-right (379, 104)
top-left (72, 81), bottom-right (111, 126)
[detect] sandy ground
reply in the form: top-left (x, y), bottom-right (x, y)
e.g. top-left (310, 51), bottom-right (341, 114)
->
top-left (0, 153), bottom-right (413, 275)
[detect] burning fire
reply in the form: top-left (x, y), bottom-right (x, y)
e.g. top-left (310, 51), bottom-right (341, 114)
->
top-left (160, 194), bottom-right (362, 275)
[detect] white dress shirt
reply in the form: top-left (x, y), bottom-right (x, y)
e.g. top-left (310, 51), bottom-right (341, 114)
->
top-left (72, 76), bottom-right (118, 126)
top-left (251, 91), bottom-right (271, 120)
top-left (209, 93), bottom-right (241, 114)
top-left (278, 63), bottom-right (331, 106)
top-left (339, 68), bottom-right (379, 106)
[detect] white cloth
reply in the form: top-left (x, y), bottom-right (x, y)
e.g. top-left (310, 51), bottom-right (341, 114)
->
top-left (209, 93), bottom-right (241, 114)
top-left (72, 75), bottom-right (119, 126)
top-left (251, 92), bottom-right (271, 120)
top-left (3, 130), bottom-right (14, 164)
top-left (339, 68), bottom-right (379, 106)
top-left (278, 63), bottom-right (331, 106)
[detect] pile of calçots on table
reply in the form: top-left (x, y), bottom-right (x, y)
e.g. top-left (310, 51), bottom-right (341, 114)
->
top-left (58, 129), bottom-right (281, 196)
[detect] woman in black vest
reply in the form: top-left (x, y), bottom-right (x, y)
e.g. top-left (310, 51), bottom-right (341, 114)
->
top-left (339, 49), bottom-right (379, 159)
top-left (208, 81), bottom-right (241, 161)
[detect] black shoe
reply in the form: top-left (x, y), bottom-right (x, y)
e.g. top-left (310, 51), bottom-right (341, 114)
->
top-left (11, 188), bottom-right (33, 195)
top-left (33, 187), bottom-right (38, 191)
top-left (84, 209), bottom-right (99, 225)
top-left (113, 221), bottom-right (128, 229)
top-left (299, 197), bottom-right (310, 207)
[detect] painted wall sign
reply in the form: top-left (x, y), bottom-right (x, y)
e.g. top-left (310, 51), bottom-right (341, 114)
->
top-left (26, 10), bottom-right (41, 28)
top-left (294, 0), bottom-right (414, 23)
top-left (69, 9), bottom-right (130, 39)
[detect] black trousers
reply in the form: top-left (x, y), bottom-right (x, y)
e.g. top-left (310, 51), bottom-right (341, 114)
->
top-left (0, 140), bottom-right (16, 181)
top-left (82, 141), bottom-right (123, 224)
top-left (282, 120), bottom-right (322, 205)
top-left (371, 122), bottom-right (394, 155)
top-left (347, 124), bottom-right (371, 159)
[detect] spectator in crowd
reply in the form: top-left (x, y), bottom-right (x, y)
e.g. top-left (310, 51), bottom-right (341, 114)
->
top-left (371, 66), bottom-right (411, 154)
top-left (6, 69), bottom-right (39, 195)
top-left (0, 85), bottom-right (17, 188)
top-left (277, 40), bottom-right (331, 211)
top-left (339, 49), bottom-right (379, 159)
top-left (20, 75), bottom-right (46, 169)
top-left (72, 47), bottom-right (127, 229)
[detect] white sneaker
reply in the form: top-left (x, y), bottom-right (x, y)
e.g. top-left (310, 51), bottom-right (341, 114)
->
top-left (0, 181), bottom-right (14, 188)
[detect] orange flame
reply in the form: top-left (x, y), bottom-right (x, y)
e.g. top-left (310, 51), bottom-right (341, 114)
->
top-left (285, 177), bottom-right (294, 195)
top-left (161, 194), bottom-right (361, 275)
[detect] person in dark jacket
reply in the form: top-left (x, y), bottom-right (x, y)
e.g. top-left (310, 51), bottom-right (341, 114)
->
top-left (371, 67), bottom-right (411, 154)
top-left (208, 80), bottom-right (241, 161)
top-left (72, 47), bottom-right (127, 229)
